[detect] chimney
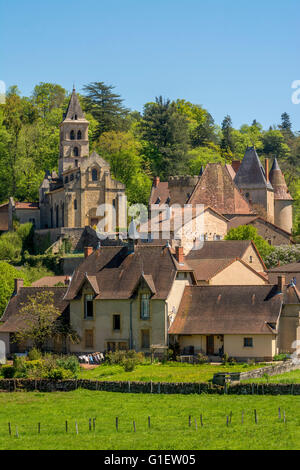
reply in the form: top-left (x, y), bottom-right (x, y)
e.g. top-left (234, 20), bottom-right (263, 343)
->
top-left (231, 160), bottom-right (241, 173)
top-left (14, 278), bottom-right (24, 295)
top-left (153, 176), bottom-right (160, 188)
top-left (265, 158), bottom-right (269, 182)
top-left (175, 246), bottom-right (184, 264)
top-left (84, 246), bottom-right (93, 258)
top-left (278, 275), bottom-right (285, 292)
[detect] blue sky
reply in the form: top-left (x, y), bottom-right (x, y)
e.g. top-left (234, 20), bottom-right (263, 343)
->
top-left (1, 0), bottom-right (300, 130)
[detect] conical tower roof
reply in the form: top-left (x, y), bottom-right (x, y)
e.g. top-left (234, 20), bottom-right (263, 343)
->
top-left (269, 158), bottom-right (293, 200)
top-left (234, 147), bottom-right (273, 190)
top-left (63, 87), bottom-right (86, 121)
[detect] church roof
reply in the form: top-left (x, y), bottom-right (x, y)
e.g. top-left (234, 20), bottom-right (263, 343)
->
top-left (269, 158), bottom-right (293, 201)
top-left (187, 163), bottom-right (253, 215)
top-left (234, 147), bottom-right (273, 190)
top-left (63, 88), bottom-right (86, 121)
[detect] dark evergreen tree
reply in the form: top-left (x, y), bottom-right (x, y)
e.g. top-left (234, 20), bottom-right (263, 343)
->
top-left (220, 115), bottom-right (235, 160)
top-left (190, 112), bottom-right (217, 147)
top-left (141, 96), bottom-right (190, 178)
top-left (82, 82), bottom-right (129, 139)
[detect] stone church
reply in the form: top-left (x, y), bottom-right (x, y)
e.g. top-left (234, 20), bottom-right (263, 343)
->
top-left (38, 88), bottom-right (127, 231)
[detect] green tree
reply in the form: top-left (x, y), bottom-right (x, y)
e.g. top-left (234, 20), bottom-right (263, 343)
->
top-left (225, 225), bottom-right (274, 260)
top-left (32, 82), bottom-right (67, 119)
top-left (220, 115), bottom-right (235, 161)
top-left (0, 262), bottom-right (29, 316)
top-left (82, 82), bottom-right (129, 139)
top-left (141, 96), bottom-right (190, 179)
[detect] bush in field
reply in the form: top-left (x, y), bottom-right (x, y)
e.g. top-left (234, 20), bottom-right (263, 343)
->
top-left (28, 348), bottom-right (42, 361)
top-left (273, 353), bottom-right (289, 361)
top-left (0, 365), bottom-right (15, 378)
top-left (56, 356), bottom-right (80, 377)
top-left (197, 353), bottom-right (209, 364)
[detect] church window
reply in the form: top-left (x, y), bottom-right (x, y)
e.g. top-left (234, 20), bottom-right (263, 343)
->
top-left (75, 160), bottom-right (78, 167)
top-left (92, 168), bottom-right (98, 181)
top-left (77, 130), bottom-right (82, 140)
top-left (65, 177), bottom-right (69, 184)
top-left (70, 174), bottom-right (74, 181)
top-left (74, 114), bottom-right (78, 120)
top-left (74, 199), bottom-right (77, 210)
top-left (74, 147), bottom-right (79, 157)
top-left (70, 130), bottom-right (75, 140)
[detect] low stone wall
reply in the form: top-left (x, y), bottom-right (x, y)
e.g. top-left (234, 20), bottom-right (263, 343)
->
top-left (0, 378), bottom-right (300, 395)
top-left (238, 360), bottom-right (300, 381)
top-left (213, 360), bottom-right (300, 385)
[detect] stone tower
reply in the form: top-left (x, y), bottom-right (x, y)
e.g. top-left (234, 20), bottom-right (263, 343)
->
top-left (234, 147), bottom-right (274, 223)
top-left (269, 158), bottom-right (293, 233)
top-left (59, 88), bottom-right (89, 176)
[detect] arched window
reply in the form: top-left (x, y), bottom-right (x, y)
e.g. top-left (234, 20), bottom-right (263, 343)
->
top-left (77, 130), bottom-right (82, 140)
top-left (70, 130), bottom-right (75, 140)
top-left (74, 147), bottom-right (79, 157)
top-left (92, 168), bottom-right (98, 181)
top-left (74, 114), bottom-right (78, 120)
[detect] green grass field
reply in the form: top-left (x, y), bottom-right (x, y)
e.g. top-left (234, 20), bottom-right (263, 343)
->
top-left (242, 369), bottom-right (300, 384)
top-left (0, 390), bottom-right (299, 450)
top-left (79, 362), bottom-right (264, 383)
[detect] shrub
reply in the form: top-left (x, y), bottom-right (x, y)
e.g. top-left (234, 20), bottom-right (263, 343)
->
top-left (28, 348), bottom-right (42, 361)
top-left (122, 359), bottom-right (136, 372)
top-left (0, 365), bottom-right (15, 378)
top-left (197, 353), bottom-right (209, 364)
top-left (273, 353), bottom-right (289, 362)
top-left (46, 368), bottom-right (72, 380)
top-left (56, 356), bottom-right (80, 377)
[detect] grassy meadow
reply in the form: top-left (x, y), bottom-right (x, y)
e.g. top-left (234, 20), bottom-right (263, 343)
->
top-left (0, 390), bottom-right (299, 450)
top-left (78, 362), bottom-right (265, 383)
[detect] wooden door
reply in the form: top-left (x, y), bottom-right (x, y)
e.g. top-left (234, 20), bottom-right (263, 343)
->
top-left (206, 335), bottom-right (214, 355)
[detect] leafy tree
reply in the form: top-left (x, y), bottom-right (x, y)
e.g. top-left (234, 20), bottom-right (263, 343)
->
top-left (14, 291), bottom-right (62, 350)
top-left (82, 82), bottom-right (129, 139)
top-left (141, 96), bottom-right (190, 178)
top-left (225, 225), bottom-right (274, 260)
top-left (187, 144), bottom-right (223, 175)
top-left (0, 262), bottom-right (30, 316)
top-left (32, 82), bottom-right (67, 119)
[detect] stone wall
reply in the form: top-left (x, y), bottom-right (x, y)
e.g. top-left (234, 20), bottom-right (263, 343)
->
top-left (0, 378), bottom-right (300, 395)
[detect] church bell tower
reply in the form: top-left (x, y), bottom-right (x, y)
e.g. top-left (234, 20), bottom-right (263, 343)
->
top-left (59, 87), bottom-right (89, 176)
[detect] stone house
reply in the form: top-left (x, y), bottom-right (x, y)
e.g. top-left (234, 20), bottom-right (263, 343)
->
top-left (169, 277), bottom-right (300, 360)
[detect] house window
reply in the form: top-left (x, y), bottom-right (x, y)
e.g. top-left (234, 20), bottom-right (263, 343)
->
top-left (92, 168), bottom-right (98, 181)
top-left (113, 314), bottom-right (121, 331)
top-left (85, 330), bottom-right (93, 349)
top-left (70, 130), bottom-right (75, 140)
top-left (140, 293), bottom-right (150, 319)
top-left (84, 294), bottom-right (94, 319)
top-left (249, 256), bottom-right (253, 263)
top-left (244, 337), bottom-right (253, 348)
top-left (141, 330), bottom-right (150, 349)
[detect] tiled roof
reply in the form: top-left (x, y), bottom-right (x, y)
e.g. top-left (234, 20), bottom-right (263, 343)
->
top-left (64, 245), bottom-right (178, 301)
top-left (269, 158), bottom-right (293, 201)
top-left (0, 287), bottom-right (68, 333)
top-left (227, 215), bottom-right (292, 237)
top-left (149, 182), bottom-right (171, 206)
top-left (32, 276), bottom-right (69, 287)
top-left (185, 240), bottom-right (253, 260)
top-left (169, 285), bottom-right (284, 335)
top-left (15, 202), bottom-right (39, 210)
top-left (187, 163), bottom-right (253, 215)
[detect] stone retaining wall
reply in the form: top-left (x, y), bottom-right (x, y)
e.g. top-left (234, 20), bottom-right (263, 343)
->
top-left (0, 379), bottom-right (300, 395)
top-left (238, 360), bottom-right (300, 381)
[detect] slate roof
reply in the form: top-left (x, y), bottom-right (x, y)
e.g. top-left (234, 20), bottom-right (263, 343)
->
top-left (187, 163), bottom-right (253, 215)
top-left (63, 88), bottom-right (86, 121)
top-left (0, 287), bottom-right (69, 333)
top-left (234, 147), bottom-right (273, 190)
top-left (169, 285), bottom-right (284, 335)
top-left (64, 245), bottom-right (179, 301)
